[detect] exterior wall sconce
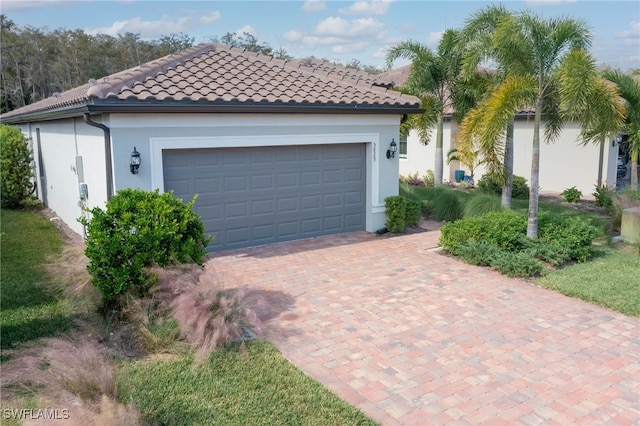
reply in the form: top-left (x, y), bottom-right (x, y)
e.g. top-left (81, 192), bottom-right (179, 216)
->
top-left (613, 134), bottom-right (622, 147)
top-left (130, 147), bottom-right (141, 174)
top-left (386, 138), bottom-right (397, 159)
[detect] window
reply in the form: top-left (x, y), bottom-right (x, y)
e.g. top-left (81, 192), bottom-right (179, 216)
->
top-left (399, 135), bottom-right (407, 159)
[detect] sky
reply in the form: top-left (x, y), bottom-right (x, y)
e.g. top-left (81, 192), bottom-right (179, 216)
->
top-left (2, 0), bottom-right (639, 71)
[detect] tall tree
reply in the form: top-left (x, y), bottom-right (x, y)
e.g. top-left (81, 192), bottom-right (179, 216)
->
top-left (456, 5), bottom-right (516, 208)
top-left (386, 29), bottom-right (462, 185)
top-left (453, 8), bottom-right (622, 238)
top-left (601, 70), bottom-right (640, 191)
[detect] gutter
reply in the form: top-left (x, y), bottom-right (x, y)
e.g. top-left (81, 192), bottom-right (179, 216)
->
top-left (82, 113), bottom-right (114, 200)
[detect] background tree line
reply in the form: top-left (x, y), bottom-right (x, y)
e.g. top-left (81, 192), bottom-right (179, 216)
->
top-left (0, 15), bottom-right (383, 114)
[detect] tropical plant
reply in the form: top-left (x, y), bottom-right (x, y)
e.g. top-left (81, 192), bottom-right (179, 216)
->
top-left (0, 124), bottom-right (36, 208)
top-left (386, 29), bottom-right (462, 185)
top-left (456, 5), bottom-right (517, 208)
top-left (602, 70), bottom-right (640, 191)
top-left (560, 186), bottom-right (582, 203)
top-left (454, 6), bottom-right (623, 238)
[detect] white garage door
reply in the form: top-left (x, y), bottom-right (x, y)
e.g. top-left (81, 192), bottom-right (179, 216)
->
top-left (163, 144), bottom-right (366, 252)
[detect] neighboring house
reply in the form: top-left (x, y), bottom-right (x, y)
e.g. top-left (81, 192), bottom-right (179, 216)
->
top-left (1, 43), bottom-right (421, 252)
top-left (381, 66), bottom-right (622, 194)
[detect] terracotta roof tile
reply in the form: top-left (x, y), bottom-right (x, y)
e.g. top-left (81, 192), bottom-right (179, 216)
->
top-left (2, 43), bottom-right (421, 121)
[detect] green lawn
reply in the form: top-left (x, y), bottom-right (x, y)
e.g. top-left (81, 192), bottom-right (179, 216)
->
top-left (1, 209), bottom-right (378, 424)
top-left (117, 341), bottom-right (377, 425)
top-left (536, 246), bottom-right (640, 316)
top-left (0, 209), bottom-right (77, 353)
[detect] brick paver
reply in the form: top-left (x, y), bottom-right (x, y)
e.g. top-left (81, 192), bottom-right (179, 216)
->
top-left (207, 230), bottom-right (640, 425)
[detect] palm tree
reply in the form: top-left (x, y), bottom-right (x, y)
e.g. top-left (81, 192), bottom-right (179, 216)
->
top-left (453, 7), bottom-right (622, 238)
top-left (601, 70), bottom-right (640, 191)
top-left (386, 29), bottom-right (461, 185)
top-left (456, 5), bottom-right (516, 209)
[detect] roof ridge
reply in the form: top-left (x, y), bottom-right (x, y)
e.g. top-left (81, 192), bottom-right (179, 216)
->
top-left (87, 43), bottom-right (217, 98)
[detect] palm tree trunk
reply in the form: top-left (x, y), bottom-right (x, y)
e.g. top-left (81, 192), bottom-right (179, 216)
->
top-left (501, 117), bottom-right (514, 209)
top-left (527, 106), bottom-right (542, 239)
top-left (631, 148), bottom-right (638, 192)
top-left (597, 134), bottom-right (605, 187)
top-left (435, 113), bottom-right (444, 185)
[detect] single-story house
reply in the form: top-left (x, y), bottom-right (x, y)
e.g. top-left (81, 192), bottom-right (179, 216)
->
top-left (1, 43), bottom-right (421, 252)
top-left (381, 66), bottom-right (624, 194)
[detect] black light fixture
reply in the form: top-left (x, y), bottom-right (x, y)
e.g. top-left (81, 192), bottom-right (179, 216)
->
top-left (386, 138), bottom-right (397, 159)
top-left (130, 146), bottom-right (141, 174)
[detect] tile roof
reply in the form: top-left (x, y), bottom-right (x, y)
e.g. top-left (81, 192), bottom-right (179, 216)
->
top-left (2, 43), bottom-right (421, 122)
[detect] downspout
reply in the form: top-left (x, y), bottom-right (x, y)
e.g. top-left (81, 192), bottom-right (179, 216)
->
top-left (83, 113), bottom-right (114, 200)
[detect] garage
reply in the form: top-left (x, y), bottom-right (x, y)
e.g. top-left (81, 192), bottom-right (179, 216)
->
top-left (163, 143), bottom-right (366, 252)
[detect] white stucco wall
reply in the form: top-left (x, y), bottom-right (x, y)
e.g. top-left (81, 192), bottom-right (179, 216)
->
top-left (108, 113), bottom-right (403, 233)
top-left (19, 119), bottom-right (107, 236)
top-left (401, 118), bottom-right (616, 194)
top-left (12, 112), bottom-right (409, 236)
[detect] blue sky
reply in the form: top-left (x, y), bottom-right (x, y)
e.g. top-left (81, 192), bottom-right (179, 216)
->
top-left (2, 0), bottom-right (639, 71)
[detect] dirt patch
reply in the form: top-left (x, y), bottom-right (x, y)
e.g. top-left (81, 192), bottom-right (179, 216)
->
top-left (39, 207), bottom-right (85, 247)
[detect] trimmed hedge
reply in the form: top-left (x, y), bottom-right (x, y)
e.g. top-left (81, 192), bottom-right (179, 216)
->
top-left (439, 209), bottom-right (598, 277)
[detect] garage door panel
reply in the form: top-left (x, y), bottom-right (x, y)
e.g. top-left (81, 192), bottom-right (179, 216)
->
top-left (277, 173), bottom-right (298, 188)
top-left (164, 144), bottom-right (365, 252)
top-left (251, 175), bottom-right (274, 190)
top-left (252, 199), bottom-right (274, 215)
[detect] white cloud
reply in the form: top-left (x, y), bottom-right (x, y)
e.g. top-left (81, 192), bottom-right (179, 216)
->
top-left (425, 31), bottom-right (444, 49)
top-left (200, 11), bottom-right (221, 25)
top-left (338, 0), bottom-right (393, 16)
top-left (235, 25), bottom-right (259, 38)
top-left (85, 15), bottom-right (192, 38)
top-left (315, 17), bottom-right (385, 38)
top-left (615, 21), bottom-right (640, 45)
top-left (302, 0), bottom-right (326, 13)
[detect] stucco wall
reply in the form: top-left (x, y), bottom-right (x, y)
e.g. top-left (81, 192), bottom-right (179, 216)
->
top-left (107, 113), bottom-right (403, 233)
top-left (13, 112), bottom-right (407, 236)
top-left (19, 119), bottom-right (107, 236)
top-left (401, 118), bottom-right (616, 194)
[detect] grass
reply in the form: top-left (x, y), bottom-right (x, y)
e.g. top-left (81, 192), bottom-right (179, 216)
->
top-left (536, 245), bottom-right (640, 316)
top-left (1, 208), bottom-right (379, 425)
top-left (0, 209), bottom-right (77, 352)
top-left (117, 340), bottom-right (378, 425)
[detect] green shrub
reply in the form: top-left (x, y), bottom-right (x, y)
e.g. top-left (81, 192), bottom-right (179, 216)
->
top-left (592, 184), bottom-right (614, 209)
top-left (491, 251), bottom-right (543, 278)
top-left (429, 186), bottom-right (463, 222)
top-left (80, 189), bottom-right (211, 302)
top-left (384, 195), bottom-right (407, 232)
top-left (0, 124), bottom-right (36, 208)
top-left (439, 210), bottom-right (528, 255)
top-left (561, 186), bottom-right (582, 203)
top-left (463, 193), bottom-right (503, 217)
top-left (405, 199), bottom-right (421, 227)
top-left (477, 172), bottom-right (529, 199)
top-left (457, 240), bottom-right (501, 266)
top-left (456, 239), bottom-right (543, 277)
top-left (538, 213), bottom-right (597, 262)
top-left (423, 170), bottom-right (435, 188)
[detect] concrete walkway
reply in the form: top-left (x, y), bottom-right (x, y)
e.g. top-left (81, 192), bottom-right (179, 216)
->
top-left (207, 230), bottom-right (640, 425)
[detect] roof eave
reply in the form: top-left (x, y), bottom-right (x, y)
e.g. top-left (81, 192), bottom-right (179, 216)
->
top-left (87, 102), bottom-right (424, 116)
top-left (1, 104), bottom-right (91, 124)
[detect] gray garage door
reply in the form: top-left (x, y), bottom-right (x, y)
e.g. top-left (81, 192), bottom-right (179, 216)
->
top-left (163, 144), bottom-right (366, 252)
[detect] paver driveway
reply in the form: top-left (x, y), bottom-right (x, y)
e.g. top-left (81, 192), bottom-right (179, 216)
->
top-left (207, 230), bottom-right (640, 425)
